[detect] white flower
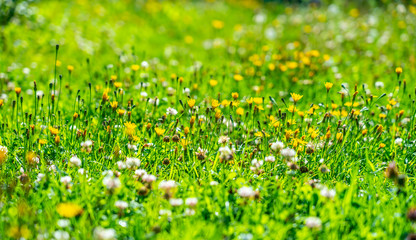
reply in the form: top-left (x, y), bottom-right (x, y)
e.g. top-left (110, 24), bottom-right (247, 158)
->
top-left (142, 174), bottom-right (156, 183)
top-left (218, 136), bottom-right (230, 144)
top-left (134, 169), bottom-right (147, 178)
top-left (57, 219), bottom-right (71, 228)
top-left (271, 141), bottom-right (284, 152)
top-left (141, 61), bottom-right (149, 69)
top-left (237, 186), bottom-right (255, 198)
top-left (126, 157), bottom-right (141, 169)
top-left (320, 187), bottom-right (336, 199)
top-left (280, 148), bottom-right (296, 160)
top-left (169, 198), bottom-right (184, 207)
top-left (185, 197), bottom-right (198, 207)
top-left (127, 144), bottom-right (137, 151)
top-left (184, 208), bottom-right (196, 216)
top-left (103, 176), bottom-right (121, 190)
top-left (305, 217), bottom-right (322, 229)
top-left (167, 87), bottom-right (176, 95)
top-left (265, 155), bottom-right (276, 162)
top-left (140, 91), bottom-right (148, 97)
top-left (54, 230), bottom-right (70, 240)
top-left (60, 176), bottom-right (72, 185)
top-left (210, 181), bottom-right (219, 186)
top-left (395, 138), bottom-right (403, 146)
top-left (183, 88), bottom-right (191, 95)
top-left (69, 156), bottom-right (82, 167)
top-left (115, 200), bottom-right (128, 210)
top-left (375, 81), bottom-right (384, 89)
top-left (159, 180), bottom-right (177, 191)
top-left (117, 161), bottom-right (126, 170)
top-left (93, 227), bottom-right (116, 240)
top-left (219, 146), bottom-right (233, 161)
top-left (81, 140), bottom-right (93, 147)
top-left (166, 107), bottom-right (178, 116)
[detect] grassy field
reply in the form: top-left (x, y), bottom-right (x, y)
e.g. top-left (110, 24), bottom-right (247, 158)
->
top-left (1, 0), bottom-right (416, 239)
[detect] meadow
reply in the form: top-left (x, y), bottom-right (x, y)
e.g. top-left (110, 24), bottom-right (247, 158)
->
top-left (0, 0), bottom-right (416, 239)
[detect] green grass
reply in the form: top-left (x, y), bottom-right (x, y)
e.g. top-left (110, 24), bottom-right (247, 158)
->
top-left (0, 0), bottom-right (416, 239)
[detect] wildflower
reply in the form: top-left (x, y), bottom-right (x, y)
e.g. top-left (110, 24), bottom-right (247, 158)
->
top-left (265, 155), bottom-right (276, 162)
top-left (67, 65), bottom-right (74, 72)
top-left (218, 136), bottom-right (230, 144)
top-left (103, 174), bottom-right (121, 190)
top-left (305, 217), bottom-right (322, 229)
top-left (124, 122), bottom-right (137, 136)
top-left (236, 107), bottom-right (244, 115)
top-left (126, 157), bottom-right (141, 169)
top-left (281, 148), bottom-right (296, 161)
top-left (385, 161), bottom-right (399, 180)
top-left (115, 200), bottom-right (128, 210)
top-left (0, 145), bottom-right (8, 165)
top-left (395, 67), bottom-right (403, 75)
top-left (131, 64), bottom-right (140, 71)
top-left (325, 82), bottom-right (333, 91)
top-left (209, 79), bottom-right (218, 87)
top-left (169, 198), bottom-right (184, 207)
top-left (233, 74), bottom-right (244, 81)
top-left (69, 156), bottom-right (82, 167)
top-left (395, 138), bottom-right (403, 146)
top-left (49, 126), bottom-right (59, 135)
top-left (212, 20), bottom-right (224, 29)
top-left (56, 203), bottom-right (83, 218)
top-left (155, 127), bottom-right (165, 136)
top-left (93, 227), bottom-right (116, 240)
top-left (271, 141), bottom-right (284, 152)
top-left (142, 174), bottom-right (156, 183)
top-left (320, 187), bottom-right (336, 199)
top-left (187, 99), bottom-right (196, 108)
top-left (237, 186), bottom-right (255, 198)
top-left (166, 107), bottom-right (178, 116)
top-left (290, 93), bottom-right (303, 103)
top-left (159, 180), bottom-right (177, 192)
top-left (60, 176), bottom-right (72, 185)
top-left (185, 198), bottom-right (198, 207)
top-left (232, 92), bottom-right (239, 99)
top-left (219, 146), bottom-right (233, 161)
top-left (287, 105), bottom-right (297, 113)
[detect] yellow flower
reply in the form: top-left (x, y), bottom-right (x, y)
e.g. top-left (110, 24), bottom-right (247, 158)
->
top-left (114, 82), bottom-right (122, 88)
top-left (67, 65), bottom-right (74, 72)
top-left (56, 203), bottom-right (83, 218)
top-left (221, 99), bottom-right (230, 107)
top-left (49, 126), bottom-right (59, 135)
top-left (39, 139), bottom-right (47, 145)
top-left (15, 87), bottom-right (22, 95)
top-left (379, 143), bottom-right (386, 148)
top-left (110, 101), bottom-right (118, 110)
top-left (288, 105), bottom-right (297, 113)
top-left (232, 92), bottom-right (239, 99)
top-left (246, 97), bottom-right (253, 105)
top-left (131, 64), bottom-right (140, 71)
top-left (233, 74), bottom-right (243, 81)
top-left (187, 99), bottom-right (196, 108)
top-left (255, 131), bottom-right (270, 138)
top-left (0, 146), bottom-right (8, 165)
top-left (325, 82), bottom-right (333, 91)
top-left (290, 93), bottom-right (303, 103)
top-left (379, 113), bottom-right (386, 119)
top-left (253, 97), bottom-right (263, 104)
top-left (117, 109), bottom-right (125, 116)
top-left (209, 79), bottom-right (218, 87)
top-left (389, 99), bottom-right (397, 106)
top-left (215, 108), bottom-right (222, 120)
top-left (286, 61), bottom-right (298, 69)
top-left (212, 20), bottom-right (224, 29)
top-left (7, 225), bottom-right (31, 239)
top-left (55, 60), bottom-right (62, 67)
top-left (124, 122), bottom-right (137, 136)
top-left (236, 107), bottom-right (244, 116)
top-left (395, 67), bottom-right (403, 74)
top-left (184, 127), bottom-right (190, 135)
top-left (110, 75), bottom-right (117, 81)
top-left (336, 132), bottom-right (343, 142)
top-left (211, 99), bottom-right (220, 109)
top-left (155, 127), bottom-right (165, 136)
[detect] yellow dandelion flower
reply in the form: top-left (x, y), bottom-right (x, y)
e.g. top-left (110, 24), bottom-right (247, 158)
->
top-left (290, 93), bottom-right (303, 103)
top-left (56, 203), bottom-right (83, 218)
top-left (233, 74), bottom-right (244, 81)
top-left (187, 99), bottom-right (196, 108)
top-left (155, 127), bottom-right (165, 136)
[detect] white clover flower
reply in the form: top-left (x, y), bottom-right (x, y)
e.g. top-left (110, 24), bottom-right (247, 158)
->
top-left (185, 197), bottom-right (198, 207)
top-left (237, 186), bottom-right (255, 198)
top-left (81, 140), bottom-right (93, 148)
top-left (167, 87), bottom-right (176, 95)
top-left (184, 208), bottom-right (196, 216)
top-left (218, 136), bottom-right (230, 144)
top-left (125, 157), bottom-right (141, 169)
top-left (134, 169), bottom-right (147, 178)
top-left (169, 198), bottom-right (183, 207)
top-left (93, 227), bottom-right (116, 240)
top-left (271, 141), bottom-right (284, 152)
top-left (183, 88), bottom-right (191, 95)
top-left (281, 148), bottom-right (296, 160)
top-left (60, 176), bottom-right (72, 185)
top-left (219, 146), bottom-right (233, 161)
top-left (141, 61), bottom-right (149, 69)
top-left (158, 180), bottom-right (177, 191)
top-left (142, 174), bottom-right (156, 183)
top-left (320, 187), bottom-right (336, 199)
top-left (127, 144), bottom-right (137, 151)
top-left (69, 156), bottom-right (81, 167)
top-left (116, 161), bottom-right (126, 170)
top-left (210, 181), bottom-right (219, 186)
top-left (305, 217), bottom-right (322, 229)
top-left (166, 107), bottom-right (178, 116)
top-left (395, 138), bottom-right (403, 146)
top-left (115, 200), bottom-right (128, 210)
top-left (103, 176), bottom-right (121, 190)
top-left (375, 81), bottom-right (384, 89)
top-left (54, 230), bottom-right (70, 240)
top-left (265, 155), bottom-right (276, 162)
top-left (140, 91), bottom-right (148, 97)
top-left (57, 219), bottom-right (71, 228)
